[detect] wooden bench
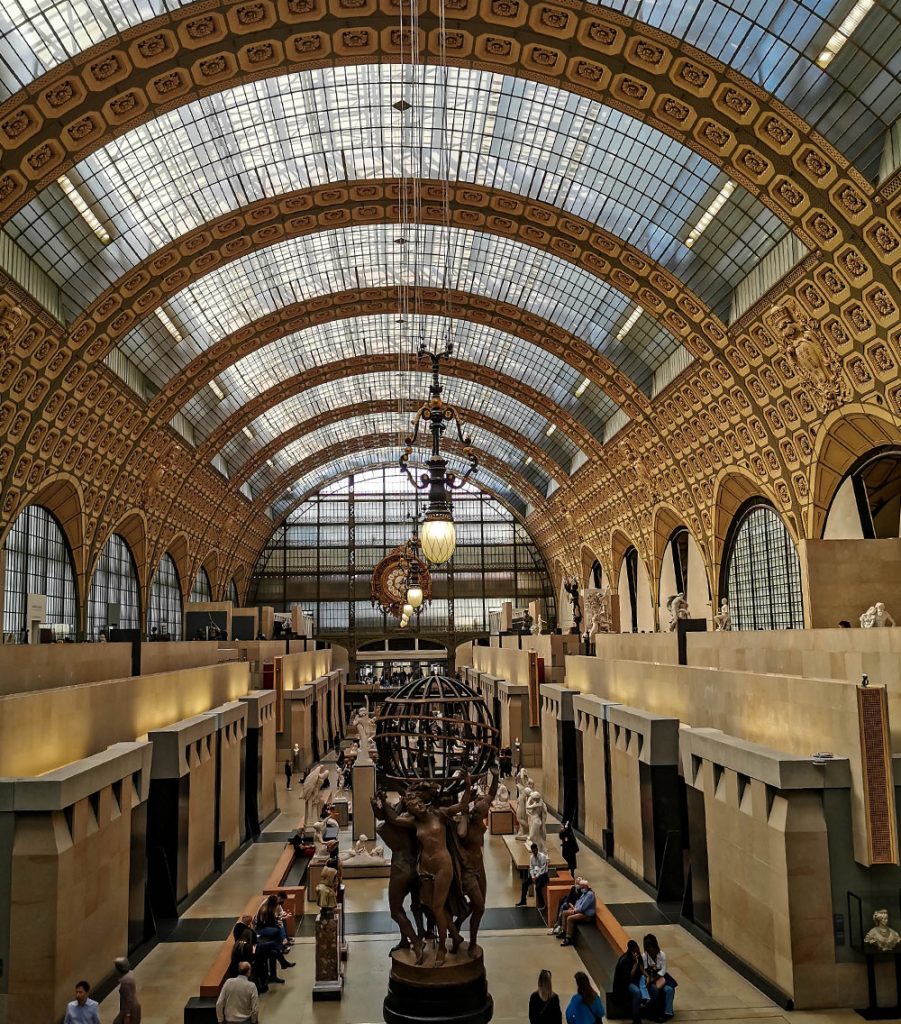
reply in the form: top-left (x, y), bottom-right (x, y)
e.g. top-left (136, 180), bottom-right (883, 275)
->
top-left (261, 842), bottom-right (306, 934)
top-left (198, 894), bottom-right (261, 999)
top-left (568, 896), bottom-right (636, 1019)
top-left (545, 871), bottom-right (574, 924)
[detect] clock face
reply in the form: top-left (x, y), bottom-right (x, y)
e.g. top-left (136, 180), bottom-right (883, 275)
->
top-left (371, 546), bottom-right (431, 617)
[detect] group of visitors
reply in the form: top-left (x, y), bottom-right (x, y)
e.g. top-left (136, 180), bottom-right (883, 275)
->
top-left (64, 958), bottom-right (141, 1024)
top-left (546, 877), bottom-right (597, 945)
top-left (528, 970), bottom-right (606, 1024)
top-left (226, 893), bottom-right (296, 1003)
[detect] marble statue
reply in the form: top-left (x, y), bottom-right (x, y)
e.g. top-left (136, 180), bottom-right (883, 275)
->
top-left (865, 909), bottom-right (901, 952)
top-left (516, 767), bottom-right (533, 789)
top-left (666, 592), bottom-right (689, 631)
top-left (531, 615), bottom-right (544, 635)
top-left (310, 819), bottom-right (330, 860)
top-left (861, 602), bottom-right (896, 628)
top-left (352, 706), bottom-right (376, 765)
top-left (714, 598), bottom-right (731, 631)
top-left (340, 834), bottom-right (387, 863)
top-left (515, 785), bottom-right (533, 841)
top-left (300, 765), bottom-right (329, 827)
top-left (582, 585), bottom-right (612, 641)
top-left (491, 783), bottom-right (511, 809)
top-left (563, 576), bottom-right (583, 635)
top-left (525, 790), bottom-right (548, 854)
top-left (766, 296), bottom-right (848, 412)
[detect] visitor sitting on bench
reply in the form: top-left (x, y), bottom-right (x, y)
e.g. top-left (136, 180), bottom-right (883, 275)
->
top-left (549, 878), bottom-right (584, 936)
top-left (516, 843), bottom-right (549, 910)
top-left (559, 878), bottom-right (595, 946)
top-left (612, 940), bottom-right (651, 1024)
top-left (642, 934), bottom-right (675, 1021)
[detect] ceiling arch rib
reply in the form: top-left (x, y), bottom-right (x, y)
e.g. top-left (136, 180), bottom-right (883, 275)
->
top-left (262, 437), bottom-right (547, 517)
top-left (197, 354), bottom-right (605, 464)
top-left (231, 400), bottom-right (570, 491)
top-left (8, 65), bottom-right (790, 322)
top-left (256, 432), bottom-right (544, 512)
top-left (0, 0), bottom-right (893, 259)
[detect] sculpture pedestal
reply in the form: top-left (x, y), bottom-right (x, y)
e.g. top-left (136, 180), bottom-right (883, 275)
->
top-left (352, 762), bottom-right (376, 840)
top-left (313, 911), bottom-right (343, 1000)
top-left (384, 946), bottom-right (493, 1024)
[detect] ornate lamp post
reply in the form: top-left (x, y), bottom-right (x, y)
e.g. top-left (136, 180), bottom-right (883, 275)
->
top-left (400, 340), bottom-right (478, 565)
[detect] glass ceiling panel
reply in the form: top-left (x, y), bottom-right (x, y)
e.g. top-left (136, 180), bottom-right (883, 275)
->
top-left (244, 413), bottom-right (550, 499)
top-left (0, 2), bottom-right (895, 177)
top-left (269, 448), bottom-right (527, 519)
top-left (8, 65), bottom-right (789, 324)
top-left (189, 312), bottom-right (615, 444)
top-left (216, 371), bottom-right (579, 479)
top-left (111, 223), bottom-right (678, 411)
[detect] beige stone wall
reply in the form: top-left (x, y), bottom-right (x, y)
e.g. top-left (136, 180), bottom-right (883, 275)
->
top-left (609, 726), bottom-right (644, 879)
top-left (472, 645), bottom-right (533, 686)
top-left (801, 538), bottom-right (901, 629)
top-left (186, 735), bottom-right (217, 896)
top-left (281, 694), bottom-right (313, 766)
top-left (593, 633), bottom-right (679, 665)
top-left (0, 662), bottom-right (250, 777)
top-left (279, 649), bottom-right (333, 690)
top-left (578, 714), bottom-right (608, 843)
top-left (218, 719), bottom-right (245, 859)
top-left (260, 701), bottom-right (277, 820)
top-left (7, 787), bottom-right (133, 1023)
top-left (140, 640), bottom-right (225, 675)
top-left (540, 700), bottom-right (560, 810)
top-left (0, 643), bottom-right (131, 695)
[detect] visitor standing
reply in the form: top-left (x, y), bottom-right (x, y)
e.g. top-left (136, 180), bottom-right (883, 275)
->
top-left (64, 981), bottom-right (100, 1024)
top-left (112, 957), bottom-right (142, 1024)
top-left (565, 971), bottom-right (606, 1024)
top-left (284, 759), bottom-right (293, 790)
top-left (216, 962), bottom-right (260, 1023)
top-left (529, 969), bottom-right (563, 1024)
top-left (560, 821), bottom-right (579, 874)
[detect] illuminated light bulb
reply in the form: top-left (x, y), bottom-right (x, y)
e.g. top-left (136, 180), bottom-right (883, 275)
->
top-left (407, 586), bottom-right (424, 609)
top-left (420, 516), bottom-right (456, 565)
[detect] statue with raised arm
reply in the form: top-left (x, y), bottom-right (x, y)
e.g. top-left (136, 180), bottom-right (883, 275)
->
top-left (862, 602), bottom-right (896, 628)
top-left (300, 765), bottom-right (329, 827)
top-left (666, 592), bottom-right (689, 631)
top-left (446, 771), bottom-right (497, 955)
top-left (352, 705), bottom-right (376, 764)
top-left (372, 791), bottom-right (426, 961)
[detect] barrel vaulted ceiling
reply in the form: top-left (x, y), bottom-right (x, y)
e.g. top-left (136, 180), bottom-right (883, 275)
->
top-left (0, 0), bottom-right (899, 589)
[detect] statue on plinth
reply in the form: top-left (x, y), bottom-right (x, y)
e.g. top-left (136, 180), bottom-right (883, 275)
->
top-left (582, 585), bottom-right (612, 641)
top-left (861, 602), bottom-right (896, 628)
top-left (372, 792), bottom-right (427, 959)
top-left (531, 615), bottom-right (544, 635)
top-left (515, 785), bottom-right (533, 841)
top-left (340, 834), bottom-right (387, 864)
top-left (300, 765), bottom-right (329, 827)
top-left (449, 771), bottom-right (498, 955)
top-left (351, 705), bottom-right (376, 765)
top-left (714, 598), bottom-right (731, 631)
top-left (563, 576), bottom-right (583, 635)
top-left (865, 909), bottom-right (901, 952)
top-left (666, 592), bottom-right (689, 631)
top-left (492, 783), bottom-right (510, 809)
top-left (525, 790), bottom-right (547, 854)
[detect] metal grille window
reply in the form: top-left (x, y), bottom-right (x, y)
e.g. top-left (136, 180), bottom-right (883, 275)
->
top-left (228, 578), bottom-right (239, 605)
top-left (87, 533), bottom-right (140, 638)
top-left (2, 504), bottom-right (77, 638)
top-left (190, 565), bottom-right (212, 603)
top-left (724, 504), bottom-right (804, 630)
top-left (148, 552), bottom-right (182, 639)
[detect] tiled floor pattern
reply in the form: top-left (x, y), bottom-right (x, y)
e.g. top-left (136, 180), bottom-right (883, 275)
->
top-left (97, 772), bottom-right (860, 1024)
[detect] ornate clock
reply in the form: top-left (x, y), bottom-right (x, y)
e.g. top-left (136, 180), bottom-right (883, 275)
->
top-left (371, 542), bottom-right (431, 618)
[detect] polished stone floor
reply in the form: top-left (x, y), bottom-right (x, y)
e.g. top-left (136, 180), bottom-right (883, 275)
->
top-left (97, 769), bottom-right (860, 1024)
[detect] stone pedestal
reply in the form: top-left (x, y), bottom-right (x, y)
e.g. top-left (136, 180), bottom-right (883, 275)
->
top-left (352, 762), bottom-right (376, 840)
top-left (313, 912), bottom-right (343, 999)
top-left (332, 796), bottom-right (350, 827)
top-left (489, 807), bottom-right (514, 835)
top-left (384, 946), bottom-right (492, 1024)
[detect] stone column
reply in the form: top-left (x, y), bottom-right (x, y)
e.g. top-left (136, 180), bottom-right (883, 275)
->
top-left (202, 701), bottom-right (248, 869)
top-left (282, 686), bottom-right (314, 768)
top-left (239, 689), bottom-right (277, 835)
top-left (572, 694), bottom-right (620, 853)
top-left (539, 684), bottom-right (577, 821)
top-left (498, 680), bottom-right (540, 768)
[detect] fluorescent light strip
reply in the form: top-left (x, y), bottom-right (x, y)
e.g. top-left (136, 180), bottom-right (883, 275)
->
top-left (242, 426), bottom-right (255, 440)
top-left (574, 377), bottom-right (590, 397)
top-left (616, 306), bottom-right (643, 342)
top-left (155, 307), bottom-right (182, 343)
top-left (525, 456), bottom-right (533, 465)
top-left (546, 424), bottom-right (556, 437)
top-left (685, 181), bottom-right (736, 248)
top-left (208, 380), bottom-right (225, 400)
top-left (266, 459), bottom-right (274, 468)
top-left (57, 174), bottom-right (110, 244)
top-left (817, 0), bottom-right (875, 67)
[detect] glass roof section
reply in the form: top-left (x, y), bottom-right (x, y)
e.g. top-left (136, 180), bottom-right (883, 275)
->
top-left (0, 3), bottom-right (895, 178)
top-left (244, 413), bottom-right (551, 499)
top-left (216, 372), bottom-right (580, 478)
top-left (187, 312), bottom-right (616, 444)
top-left (111, 223), bottom-right (679, 404)
top-left (8, 66), bottom-right (789, 323)
top-left (268, 448), bottom-right (529, 519)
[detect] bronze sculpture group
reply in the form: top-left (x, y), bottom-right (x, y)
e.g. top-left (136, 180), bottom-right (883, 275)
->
top-left (372, 770), bottom-right (498, 965)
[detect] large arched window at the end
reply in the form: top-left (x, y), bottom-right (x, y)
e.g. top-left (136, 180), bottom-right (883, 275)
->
top-left (2, 504), bottom-right (77, 640)
top-left (88, 534), bottom-right (140, 639)
top-left (228, 578), bottom-right (239, 606)
top-left (148, 553), bottom-right (182, 640)
top-left (722, 501), bottom-right (804, 630)
top-left (190, 565), bottom-right (212, 603)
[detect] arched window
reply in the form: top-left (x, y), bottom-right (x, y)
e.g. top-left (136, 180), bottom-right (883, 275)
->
top-left (2, 504), bottom-right (77, 639)
top-left (88, 534), bottom-right (140, 638)
top-left (723, 502), bottom-right (804, 630)
top-left (148, 553), bottom-right (182, 640)
top-left (624, 546), bottom-right (639, 633)
top-left (667, 528), bottom-right (689, 594)
top-left (190, 565), bottom-right (212, 603)
top-left (590, 559), bottom-right (602, 589)
top-left (228, 578), bottom-right (239, 606)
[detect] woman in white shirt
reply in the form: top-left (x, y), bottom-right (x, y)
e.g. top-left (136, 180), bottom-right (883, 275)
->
top-left (642, 934), bottom-right (675, 1020)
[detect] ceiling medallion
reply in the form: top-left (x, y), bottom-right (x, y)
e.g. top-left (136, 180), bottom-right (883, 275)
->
top-left (371, 541), bottom-right (432, 619)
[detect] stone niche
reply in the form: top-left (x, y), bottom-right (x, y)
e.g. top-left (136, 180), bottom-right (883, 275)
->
top-left (0, 742), bottom-right (152, 1024)
top-left (240, 689), bottom-right (278, 832)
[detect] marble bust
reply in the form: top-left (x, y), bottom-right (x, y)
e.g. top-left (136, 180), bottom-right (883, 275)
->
top-left (865, 909), bottom-right (901, 952)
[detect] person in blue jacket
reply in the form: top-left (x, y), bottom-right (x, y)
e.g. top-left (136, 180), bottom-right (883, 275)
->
top-left (565, 971), bottom-right (606, 1024)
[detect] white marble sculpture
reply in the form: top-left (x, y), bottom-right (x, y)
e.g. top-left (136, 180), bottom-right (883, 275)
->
top-left (531, 615), bottom-right (544, 635)
top-left (516, 767), bottom-right (534, 790)
top-left (526, 790), bottom-right (548, 853)
top-left (865, 909), bottom-right (901, 952)
top-left (515, 786), bottom-right (533, 841)
top-left (340, 834), bottom-right (387, 864)
top-left (861, 602), bottom-right (896, 628)
top-left (582, 585), bottom-right (612, 641)
top-left (492, 783), bottom-right (511, 810)
top-left (310, 820), bottom-right (330, 861)
top-left (714, 598), bottom-right (731, 631)
top-left (351, 706), bottom-right (376, 765)
top-left (300, 765), bottom-right (329, 827)
top-left (666, 592), bottom-right (689, 631)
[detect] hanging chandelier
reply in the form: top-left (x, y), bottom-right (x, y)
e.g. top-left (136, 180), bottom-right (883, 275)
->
top-left (399, 340), bottom-right (478, 565)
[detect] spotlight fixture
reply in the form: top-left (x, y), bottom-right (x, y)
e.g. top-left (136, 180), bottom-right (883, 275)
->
top-left (400, 340), bottom-right (478, 565)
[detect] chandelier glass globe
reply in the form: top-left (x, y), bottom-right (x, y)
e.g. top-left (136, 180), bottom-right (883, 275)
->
top-left (406, 585), bottom-right (424, 609)
top-left (420, 515), bottom-right (456, 565)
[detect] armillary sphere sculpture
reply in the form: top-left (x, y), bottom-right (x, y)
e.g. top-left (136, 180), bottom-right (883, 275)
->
top-left (373, 674), bottom-right (498, 1024)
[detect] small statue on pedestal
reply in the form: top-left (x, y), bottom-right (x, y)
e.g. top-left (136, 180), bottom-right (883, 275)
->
top-left (861, 602), bottom-right (896, 628)
top-left (315, 860), bottom-right (340, 920)
top-left (531, 615), bottom-right (544, 635)
top-left (492, 783), bottom-right (510, 809)
top-left (515, 785), bottom-right (533, 841)
top-left (714, 598), bottom-right (731, 631)
top-left (666, 592), bottom-right (689, 631)
top-left (865, 909), bottom-right (901, 952)
top-left (525, 790), bottom-right (547, 854)
top-left (301, 765), bottom-right (329, 827)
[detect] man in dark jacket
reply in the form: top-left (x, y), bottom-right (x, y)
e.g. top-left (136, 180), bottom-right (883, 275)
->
top-left (612, 939), bottom-right (651, 1024)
